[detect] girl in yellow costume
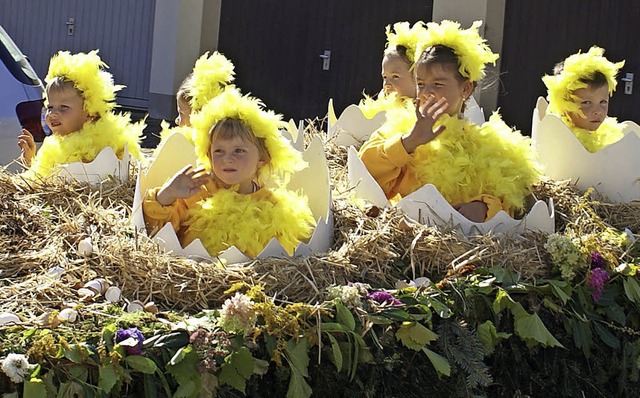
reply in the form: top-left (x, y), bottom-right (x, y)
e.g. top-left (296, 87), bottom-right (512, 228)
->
top-left (359, 20), bottom-right (540, 223)
top-left (18, 50), bottom-right (144, 178)
top-left (358, 21), bottom-right (427, 118)
top-left (542, 46), bottom-right (625, 153)
top-left (143, 88), bottom-right (315, 257)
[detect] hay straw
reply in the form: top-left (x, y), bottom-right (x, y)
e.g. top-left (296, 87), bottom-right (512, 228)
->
top-left (1, 123), bottom-right (637, 323)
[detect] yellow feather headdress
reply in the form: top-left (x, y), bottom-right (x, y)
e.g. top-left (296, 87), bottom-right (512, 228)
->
top-left (45, 50), bottom-right (122, 116)
top-left (187, 51), bottom-right (236, 112)
top-left (385, 21), bottom-right (428, 69)
top-left (542, 46), bottom-right (625, 117)
top-left (416, 20), bottom-right (498, 82)
top-left (190, 88), bottom-right (305, 184)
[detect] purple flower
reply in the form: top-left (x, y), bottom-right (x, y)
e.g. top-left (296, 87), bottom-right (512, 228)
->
top-left (366, 291), bottom-right (402, 306)
top-left (591, 252), bottom-right (605, 269)
top-left (115, 327), bottom-right (145, 355)
top-left (588, 268), bottom-right (610, 302)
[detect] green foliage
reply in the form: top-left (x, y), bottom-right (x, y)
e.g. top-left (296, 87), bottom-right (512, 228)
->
top-left (395, 321), bottom-right (438, 351)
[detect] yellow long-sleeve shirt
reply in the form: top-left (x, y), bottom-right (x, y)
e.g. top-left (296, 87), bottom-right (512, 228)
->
top-left (142, 181), bottom-right (315, 257)
top-left (358, 113), bottom-right (540, 221)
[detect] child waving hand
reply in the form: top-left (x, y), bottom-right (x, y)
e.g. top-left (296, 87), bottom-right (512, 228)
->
top-left (143, 89), bottom-right (315, 257)
top-left (359, 20), bottom-right (540, 222)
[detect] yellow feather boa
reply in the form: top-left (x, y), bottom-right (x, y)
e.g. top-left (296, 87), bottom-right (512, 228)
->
top-left (26, 112), bottom-right (144, 178)
top-left (185, 187), bottom-right (316, 257)
top-left (562, 116), bottom-right (625, 153)
top-left (358, 92), bottom-right (413, 119)
top-left (378, 110), bottom-right (540, 211)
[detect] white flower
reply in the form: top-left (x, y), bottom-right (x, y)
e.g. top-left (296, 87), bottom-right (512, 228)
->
top-left (326, 285), bottom-right (363, 308)
top-left (219, 293), bottom-right (256, 334)
top-left (1, 353), bottom-right (35, 384)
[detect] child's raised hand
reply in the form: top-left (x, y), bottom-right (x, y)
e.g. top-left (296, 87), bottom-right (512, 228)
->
top-left (156, 165), bottom-right (212, 206)
top-left (453, 201), bottom-right (488, 223)
top-left (402, 95), bottom-right (448, 154)
top-left (18, 129), bottom-right (36, 167)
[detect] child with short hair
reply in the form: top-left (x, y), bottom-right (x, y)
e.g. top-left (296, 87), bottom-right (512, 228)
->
top-left (18, 50), bottom-right (144, 178)
top-left (542, 46), bottom-right (625, 152)
top-left (359, 21), bottom-right (427, 118)
top-left (143, 88), bottom-right (315, 257)
top-left (359, 20), bottom-right (540, 223)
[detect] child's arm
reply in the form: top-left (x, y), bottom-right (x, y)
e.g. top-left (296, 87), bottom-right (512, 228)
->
top-left (142, 165), bottom-right (212, 235)
top-left (358, 96), bottom-right (448, 198)
top-left (18, 129), bottom-right (36, 167)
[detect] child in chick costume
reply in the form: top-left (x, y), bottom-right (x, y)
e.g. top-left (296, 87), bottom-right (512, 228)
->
top-left (160, 51), bottom-right (235, 143)
top-left (358, 21), bottom-right (427, 118)
top-left (359, 20), bottom-right (540, 223)
top-left (542, 46), bottom-right (625, 153)
top-left (143, 88), bottom-right (315, 257)
top-left (18, 50), bottom-right (144, 178)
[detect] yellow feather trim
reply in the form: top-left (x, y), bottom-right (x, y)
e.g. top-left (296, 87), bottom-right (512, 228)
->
top-left (377, 112), bottom-right (540, 211)
top-left (385, 21), bottom-right (428, 68)
top-left (417, 20), bottom-right (498, 82)
top-left (26, 112), bottom-right (144, 178)
top-left (45, 50), bottom-right (123, 116)
top-left (184, 187), bottom-right (316, 257)
top-left (188, 52), bottom-right (236, 112)
top-left (190, 88), bottom-right (305, 184)
top-left (358, 92), bottom-right (413, 119)
top-left (563, 116), bottom-right (625, 153)
top-left (543, 46), bottom-right (624, 117)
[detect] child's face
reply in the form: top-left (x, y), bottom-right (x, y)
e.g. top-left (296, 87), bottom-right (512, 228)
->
top-left (568, 84), bottom-right (609, 131)
top-left (415, 62), bottom-right (473, 117)
top-left (210, 135), bottom-right (265, 193)
top-left (175, 97), bottom-right (192, 127)
top-left (45, 87), bottom-right (91, 136)
top-left (381, 54), bottom-right (415, 98)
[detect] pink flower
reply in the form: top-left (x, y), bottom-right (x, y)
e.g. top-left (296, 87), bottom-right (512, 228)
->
top-left (588, 268), bottom-right (610, 302)
top-left (591, 252), bottom-right (605, 269)
top-left (366, 291), bottom-right (402, 306)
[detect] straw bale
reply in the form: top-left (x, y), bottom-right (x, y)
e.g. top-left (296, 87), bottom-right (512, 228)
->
top-left (0, 123), bottom-right (634, 322)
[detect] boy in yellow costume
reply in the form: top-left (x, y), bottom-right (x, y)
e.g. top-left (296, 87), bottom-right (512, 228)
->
top-left (359, 20), bottom-right (540, 223)
top-left (143, 88), bottom-right (315, 257)
top-left (18, 50), bottom-right (144, 178)
top-left (542, 46), bottom-right (625, 153)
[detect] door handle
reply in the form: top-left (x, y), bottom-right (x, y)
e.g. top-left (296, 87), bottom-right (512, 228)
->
top-left (319, 50), bottom-right (331, 70)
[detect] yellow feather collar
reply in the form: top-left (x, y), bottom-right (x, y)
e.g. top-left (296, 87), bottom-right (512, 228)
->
top-left (27, 112), bottom-right (144, 178)
top-left (184, 187), bottom-right (315, 258)
top-left (377, 111), bottom-right (539, 211)
top-left (562, 116), bottom-right (625, 153)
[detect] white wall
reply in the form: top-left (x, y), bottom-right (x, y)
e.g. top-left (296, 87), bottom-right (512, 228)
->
top-left (432, 0), bottom-right (506, 116)
top-left (148, 0), bottom-right (222, 119)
